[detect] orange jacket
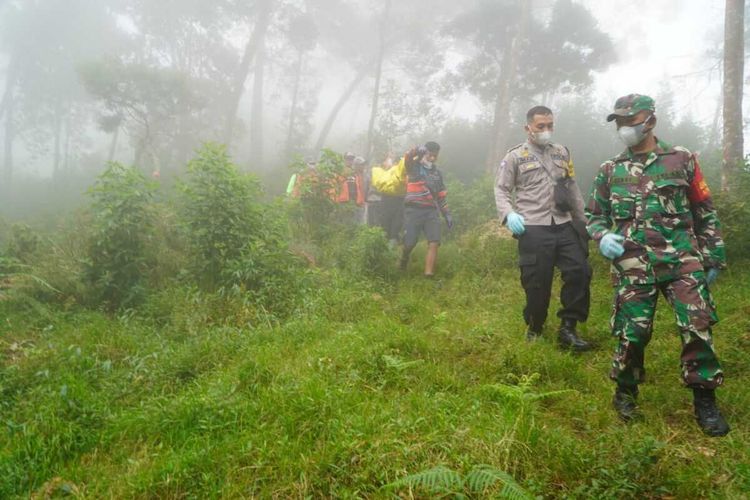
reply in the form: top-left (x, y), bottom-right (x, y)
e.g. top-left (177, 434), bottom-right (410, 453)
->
top-left (335, 173), bottom-right (365, 206)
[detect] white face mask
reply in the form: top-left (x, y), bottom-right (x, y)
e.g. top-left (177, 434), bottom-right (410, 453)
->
top-left (617, 116), bottom-right (653, 147)
top-left (531, 130), bottom-right (552, 146)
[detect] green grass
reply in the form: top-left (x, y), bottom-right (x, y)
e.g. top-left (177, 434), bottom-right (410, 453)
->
top-left (1, 236), bottom-right (749, 498)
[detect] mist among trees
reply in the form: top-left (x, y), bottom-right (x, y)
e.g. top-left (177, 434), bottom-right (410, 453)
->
top-left (1, 0), bottom-right (741, 217)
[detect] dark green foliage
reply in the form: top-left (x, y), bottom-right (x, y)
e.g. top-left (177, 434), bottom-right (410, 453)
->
top-left (715, 166), bottom-right (750, 261)
top-left (84, 163), bottom-right (155, 311)
top-left (287, 149), bottom-right (355, 243)
top-left (178, 143), bottom-right (264, 290)
top-left (179, 144), bottom-right (305, 314)
top-left (570, 437), bottom-right (668, 499)
top-left (446, 175), bottom-right (497, 235)
top-left (5, 223), bottom-right (41, 263)
top-left (338, 225), bottom-right (397, 281)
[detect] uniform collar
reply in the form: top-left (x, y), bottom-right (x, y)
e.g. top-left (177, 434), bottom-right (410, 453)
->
top-left (616, 137), bottom-right (675, 162)
top-left (524, 139), bottom-right (552, 154)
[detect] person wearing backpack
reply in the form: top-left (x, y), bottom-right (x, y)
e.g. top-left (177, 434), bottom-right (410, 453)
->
top-left (495, 106), bottom-right (592, 351)
top-left (399, 141), bottom-right (453, 277)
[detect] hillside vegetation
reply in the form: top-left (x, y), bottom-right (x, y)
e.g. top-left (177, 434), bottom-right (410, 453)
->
top-left (1, 146), bottom-right (750, 498)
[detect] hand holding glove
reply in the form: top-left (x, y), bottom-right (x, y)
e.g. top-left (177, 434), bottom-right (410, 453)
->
top-left (599, 233), bottom-right (625, 260)
top-left (506, 212), bottom-right (525, 235)
top-left (444, 212), bottom-right (454, 230)
top-left (705, 268), bottom-right (720, 285)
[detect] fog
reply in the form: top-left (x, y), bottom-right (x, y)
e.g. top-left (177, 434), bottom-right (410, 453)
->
top-left (0, 0), bottom-right (742, 218)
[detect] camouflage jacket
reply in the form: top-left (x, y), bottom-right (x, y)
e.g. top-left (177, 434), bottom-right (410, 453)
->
top-left (585, 139), bottom-right (726, 286)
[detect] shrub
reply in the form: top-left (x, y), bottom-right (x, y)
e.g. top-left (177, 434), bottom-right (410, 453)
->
top-left (84, 162), bottom-right (156, 311)
top-left (224, 200), bottom-right (311, 316)
top-left (715, 166), bottom-right (750, 261)
top-left (444, 175), bottom-right (496, 236)
top-left (5, 223), bottom-right (41, 264)
top-left (178, 143), bottom-right (264, 290)
top-left (336, 225), bottom-right (397, 281)
top-left (178, 144), bottom-right (307, 315)
top-left (286, 149), bottom-right (356, 243)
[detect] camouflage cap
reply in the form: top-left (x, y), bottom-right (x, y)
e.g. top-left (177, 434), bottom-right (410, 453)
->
top-left (606, 94), bottom-right (656, 122)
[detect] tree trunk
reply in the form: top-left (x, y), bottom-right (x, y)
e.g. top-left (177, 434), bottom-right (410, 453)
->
top-left (222, 0), bottom-right (272, 147)
top-left (365, 0), bottom-right (392, 161)
top-left (722, 0), bottom-right (745, 191)
top-left (2, 56), bottom-right (19, 187)
top-left (249, 37), bottom-right (266, 166)
top-left (285, 50), bottom-right (304, 159)
top-left (63, 110), bottom-right (72, 178)
top-left (486, 0), bottom-right (531, 172)
top-left (314, 66), bottom-right (370, 152)
top-left (3, 83), bottom-right (14, 187)
top-left (108, 125), bottom-right (120, 163)
top-left (53, 105), bottom-right (63, 180)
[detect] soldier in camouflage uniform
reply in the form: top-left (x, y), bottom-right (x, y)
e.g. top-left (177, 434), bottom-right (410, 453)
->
top-left (496, 106), bottom-right (593, 351)
top-left (586, 94), bottom-right (729, 436)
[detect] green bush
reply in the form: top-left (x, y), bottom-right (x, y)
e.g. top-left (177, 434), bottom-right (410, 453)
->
top-left (336, 225), bottom-right (397, 281)
top-left (178, 143), bottom-right (264, 290)
top-left (445, 175), bottom-right (497, 236)
top-left (716, 166), bottom-right (750, 261)
top-left (178, 144), bottom-right (307, 315)
top-left (286, 149), bottom-right (356, 243)
top-left (5, 223), bottom-right (41, 263)
top-left (224, 200), bottom-right (310, 316)
top-left (84, 162), bottom-right (156, 311)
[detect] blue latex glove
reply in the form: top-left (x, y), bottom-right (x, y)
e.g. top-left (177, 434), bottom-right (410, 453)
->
top-left (706, 268), bottom-right (719, 285)
top-left (599, 233), bottom-right (625, 260)
top-left (444, 212), bottom-right (454, 230)
top-left (506, 212), bottom-right (525, 235)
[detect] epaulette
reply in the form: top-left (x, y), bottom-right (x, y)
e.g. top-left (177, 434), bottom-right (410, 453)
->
top-left (506, 143), bottom-right (525, 154)
top-left (611, 150), bottom-right (629, 162)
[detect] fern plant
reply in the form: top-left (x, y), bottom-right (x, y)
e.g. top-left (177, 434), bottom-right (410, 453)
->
top-left (386, 464), bottom-right (534, 499)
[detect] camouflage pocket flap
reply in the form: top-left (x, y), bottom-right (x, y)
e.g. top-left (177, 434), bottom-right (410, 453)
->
top-left (612, 199), bottom-right (635, 220)
top-left (655, 179), bottom-right (690, 214)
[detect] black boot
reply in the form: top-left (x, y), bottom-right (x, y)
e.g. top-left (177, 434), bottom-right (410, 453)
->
top-left (613, 384), bottom-right (642, 422)
top-left (525, 319), bottom-right (543, 341)
top-left (693, 388), bottom-right (730, 437)
top-left (558, 319), bottom-right (592, 352)
top-left (526, 327), bottom-right (542, 342)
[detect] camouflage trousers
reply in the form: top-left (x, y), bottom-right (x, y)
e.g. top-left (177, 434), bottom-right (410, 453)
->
top-left (609, 271), bottom-right (723, 389)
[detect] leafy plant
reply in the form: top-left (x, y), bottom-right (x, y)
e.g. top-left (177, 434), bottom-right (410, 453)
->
top-left (386, 464), bottom-right (533, 499)
top-left (177, 142), bottom-right (264, 290)
top-left (337, 225), bottom-right (397, 281)
top-left (287, 149), bottom-right (355, 243)
top-left (179, 144), bottom-right (306, 315)
top-left (715, 165), bottom-right (750, 261)
top-left (5, 223), bottom-right (41, 264)
top-left (84, 162), bottom-right (156, 311)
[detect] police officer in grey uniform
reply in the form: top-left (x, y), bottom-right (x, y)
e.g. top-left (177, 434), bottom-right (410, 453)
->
top-left (495, 105), bottom-right (592, 351)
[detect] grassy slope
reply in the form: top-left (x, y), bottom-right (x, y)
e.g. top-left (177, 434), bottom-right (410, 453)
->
top-left (1, 237), bottom-right (749, 499)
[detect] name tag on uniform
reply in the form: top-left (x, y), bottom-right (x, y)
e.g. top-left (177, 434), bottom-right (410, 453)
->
top-left (520, 162), bottom-right (540, 172)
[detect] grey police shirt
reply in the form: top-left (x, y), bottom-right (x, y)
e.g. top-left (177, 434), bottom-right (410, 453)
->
top-left (494, 140), bottom-right (586, 227)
